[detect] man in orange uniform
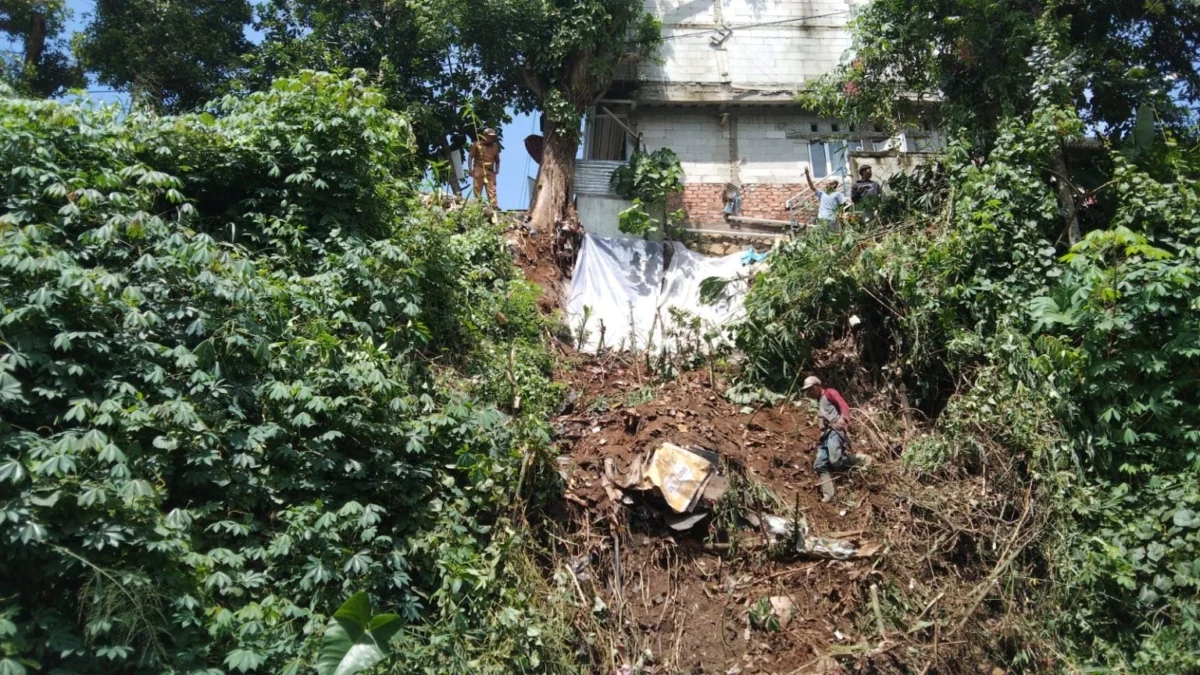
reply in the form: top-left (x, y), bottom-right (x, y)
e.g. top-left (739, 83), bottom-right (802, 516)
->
top-left (469, 128), bottom-right (501, 208)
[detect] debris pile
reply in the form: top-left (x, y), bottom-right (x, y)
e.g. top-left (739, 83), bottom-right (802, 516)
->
top-left (514, 225), bottom-right (1027, 674)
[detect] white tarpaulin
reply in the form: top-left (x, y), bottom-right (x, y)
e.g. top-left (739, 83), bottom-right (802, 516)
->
top-left (567, 234), bottom-right (752, 354)
top-left (658, 241), bottom-right (748, 351)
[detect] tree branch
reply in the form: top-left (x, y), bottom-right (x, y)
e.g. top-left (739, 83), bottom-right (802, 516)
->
top-left (519, 68), bottom-right (546, 99)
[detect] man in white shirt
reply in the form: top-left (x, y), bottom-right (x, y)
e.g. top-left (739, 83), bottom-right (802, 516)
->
top-left (804, 166), bottom-right (847, 231)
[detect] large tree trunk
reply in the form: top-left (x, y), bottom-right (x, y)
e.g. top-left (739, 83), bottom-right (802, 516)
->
top-left (528, 120), bottom-right (578, 231)
top-left (1053, 146), bottom-right (1081, 245)
top-left (25, 8), bottom-right (47, 70)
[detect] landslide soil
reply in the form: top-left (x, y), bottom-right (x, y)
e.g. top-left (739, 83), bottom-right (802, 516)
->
top-left (508, 220), bottom-right (999, 675)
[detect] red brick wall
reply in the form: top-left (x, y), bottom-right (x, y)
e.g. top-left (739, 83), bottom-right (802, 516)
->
top-left (669, 182), bottom-right (834, 228)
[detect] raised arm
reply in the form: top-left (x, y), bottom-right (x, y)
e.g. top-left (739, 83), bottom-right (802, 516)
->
top-left (804, 166), bottom-right (818, 193)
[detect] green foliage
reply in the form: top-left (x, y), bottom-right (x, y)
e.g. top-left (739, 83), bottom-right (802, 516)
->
top-left (439, 0), bottom-right (660, 137)
top-left (746, 25), bottom-right (1200, 666)
top-left (802, 0), bottom-right (1200, 149)
top-left (748, 597), bottom-right (780, 633)
top-left (75, 0), bottom-right (253, 111)
top-left (251, 0), bottom-right (508, 162)
top-left (314, 593), bottom-right (400, 675)
top-left (0, 0), bottom-right (83, 97)
top-left (616, 199), bottom-right (656, 237)
top-left (612, 149), bottom-right (685, 238)
top-left (0, 71), bottom-right (568, 673)
top-left (735, 228), bottom-right (863, 390)
top-left (1027, 175), bottom-right (1200, 668)
top-left (610, 148), bottom-right (683, 204)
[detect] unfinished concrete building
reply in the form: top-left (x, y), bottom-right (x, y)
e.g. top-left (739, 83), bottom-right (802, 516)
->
top-left (576, 0), bottom-right (942, 237)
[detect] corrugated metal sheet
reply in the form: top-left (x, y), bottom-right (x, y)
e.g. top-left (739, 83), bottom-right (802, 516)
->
top-left (575, 160), bottom-right (626, 196)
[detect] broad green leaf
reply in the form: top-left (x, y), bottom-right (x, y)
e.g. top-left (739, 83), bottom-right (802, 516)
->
top-left (1173, 509), bottom-right (1199, 529)
top-left (0, 458), bottom-right (25, 484)
top-left (0, 373), bottom-right (24, 403)
top-left (315, 593), bottom-right (401, 675)
top-left (223, 648), bottom-right (265, 673)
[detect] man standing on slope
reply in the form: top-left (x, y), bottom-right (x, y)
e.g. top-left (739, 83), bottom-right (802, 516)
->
top-left (469, 128), bottom-right (501, 209)
top-left (803, 376), bottom-right (871, 502)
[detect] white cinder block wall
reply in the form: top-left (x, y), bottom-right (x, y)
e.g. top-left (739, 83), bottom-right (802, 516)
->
top-left (638, 114), bottom-right (732, 184)
top-left (641, 0), bottom-right (856, 87)
top-left (575, 0), bottom-right (933, 230)
top-left (637, 111), bottom-right (849, 187)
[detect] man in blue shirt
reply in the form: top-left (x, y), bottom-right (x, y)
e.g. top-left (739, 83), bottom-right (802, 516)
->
top-left (804, 166), bottom-right (847, 231)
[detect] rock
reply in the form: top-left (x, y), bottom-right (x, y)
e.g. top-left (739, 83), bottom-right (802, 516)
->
top-left (768, 596), bottom-right (797, 629)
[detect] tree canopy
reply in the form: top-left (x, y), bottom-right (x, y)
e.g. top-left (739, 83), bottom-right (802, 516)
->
top-left (812, 0), bottom-right (1200, 149)
top-left (250, 0), bottom-right (509, 163)
top-left (439, 0), bottom-right (660, 227)
top-left (76, 0), bottom-right (254, 111)
top-left (0, 0), bottom-right (83, 96)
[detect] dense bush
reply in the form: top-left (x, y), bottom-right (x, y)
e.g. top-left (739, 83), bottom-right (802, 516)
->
top-left (734, 92), bottom-right (1200, 671)
top-left (0, 72), bottom-right (569, 674)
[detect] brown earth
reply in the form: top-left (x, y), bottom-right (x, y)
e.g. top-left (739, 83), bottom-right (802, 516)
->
top-left (510, 216), bottom-right (1024, 675)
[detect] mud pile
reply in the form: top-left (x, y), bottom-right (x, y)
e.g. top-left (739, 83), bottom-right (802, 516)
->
top-left (512, 220), bottom-right (1018, 675)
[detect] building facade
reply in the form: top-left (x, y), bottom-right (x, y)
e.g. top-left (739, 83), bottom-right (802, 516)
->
top-left (575, 0), bottom-right (941, 237)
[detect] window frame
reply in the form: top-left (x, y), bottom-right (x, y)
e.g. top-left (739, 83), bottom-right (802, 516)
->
top-left (808, 139), bottom-right (862, 178)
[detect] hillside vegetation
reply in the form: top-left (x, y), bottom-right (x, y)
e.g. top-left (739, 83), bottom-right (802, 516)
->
top-left (0, 72), bottom-right (571, 674)
top-left (740, 21), bottom-right (1200, 671)
top-left (1, 1), bottom-right (1199, 673)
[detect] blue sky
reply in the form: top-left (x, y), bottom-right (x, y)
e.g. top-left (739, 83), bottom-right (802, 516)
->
top-left (4, 0), bottom-right (539, 210)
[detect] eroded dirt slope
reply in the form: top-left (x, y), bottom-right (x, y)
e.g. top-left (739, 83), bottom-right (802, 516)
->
top-left (510, 219), bottom-right (1007, 675)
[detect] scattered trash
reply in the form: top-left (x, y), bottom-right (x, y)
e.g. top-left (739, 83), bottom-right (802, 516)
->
top-left (642, 443), bottom-right (715, 513)
top-left (605, 442), bottom-right (718, 514)
top-left (561, 388), bottom-right (580, 414)
top-left (741, 248), bottom-right (768, 265)
top-left (569, 552), bottom-right (592, 582)
top-left (665, 510), bottom-right (709, 531)
top-left (598, 443), bottom-right (730, 530)
top-left (703, 474), bottom-right (729, 503)
top-left (746, 512), bottom-right (878, 560)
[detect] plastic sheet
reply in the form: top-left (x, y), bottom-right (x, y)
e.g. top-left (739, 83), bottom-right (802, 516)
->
top-left (658, 241), bottom-right (749, 352)
top-left (566, 234), bottom-right (751, 354)
top-left (566, 234), bottom-right (663, 352)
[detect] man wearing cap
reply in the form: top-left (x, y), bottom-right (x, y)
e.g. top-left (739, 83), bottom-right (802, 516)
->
top-left (803, 166), bottom-right (847, 232)
top-left (803, 376), bottom-right (870, 502)
top-left (469, 128), bottom-right (501, 208)
top-left (851, 164), bottom-right (882, 225)
top-left (850, 165), bottom-right (881, 205)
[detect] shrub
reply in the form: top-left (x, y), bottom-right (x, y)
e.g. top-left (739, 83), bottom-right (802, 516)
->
top-left (0, 72), bottom-right (567, 674)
